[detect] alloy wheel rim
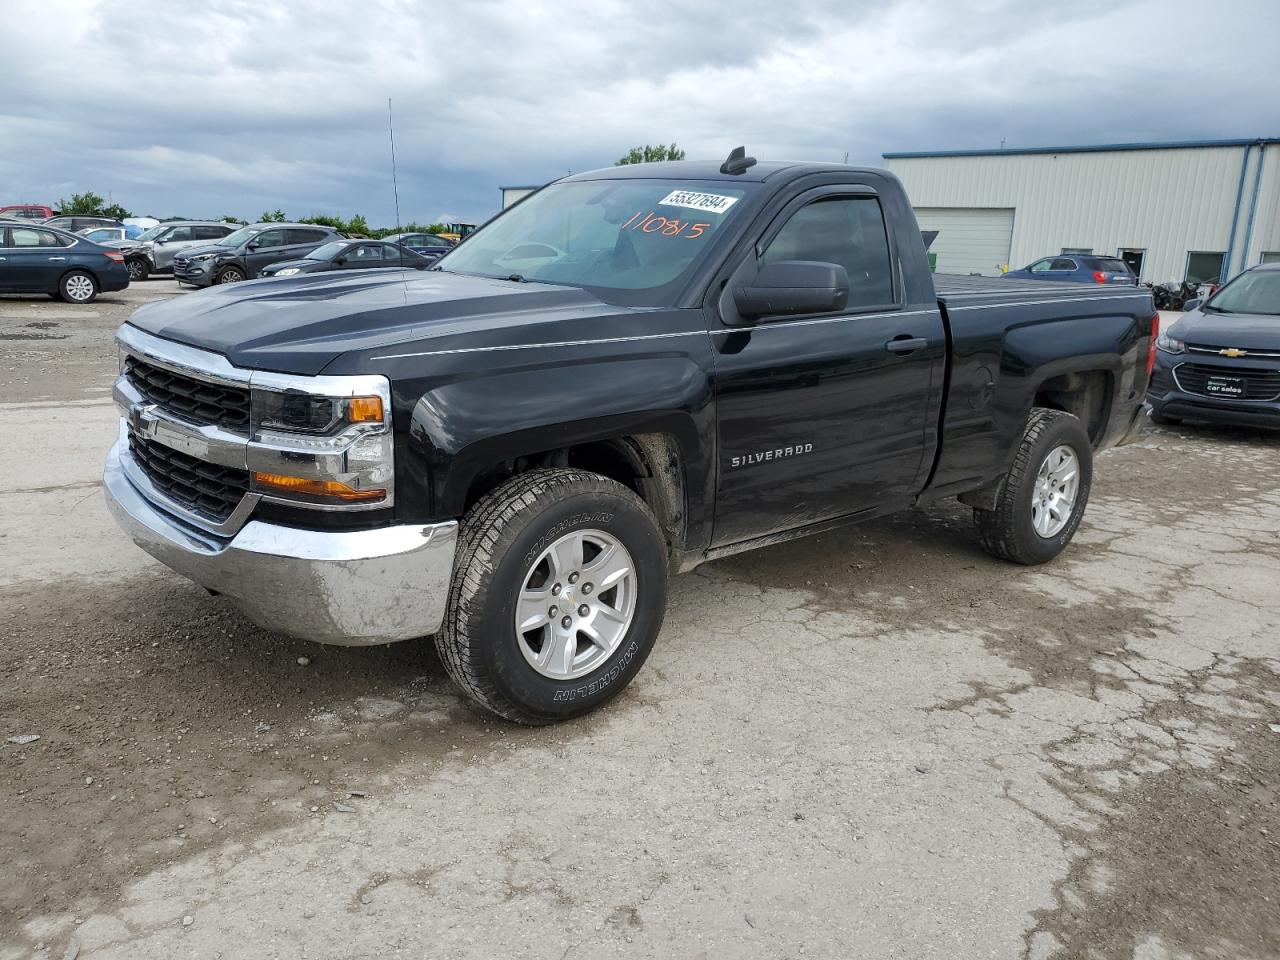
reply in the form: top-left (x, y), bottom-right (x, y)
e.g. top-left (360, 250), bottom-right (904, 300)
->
top-left (514, 528), bottom-right (637, 680)
top-left (66, 275), bottom-right (94, 301)
top-left (219, 269), bottom-right (243, 283)
top-left (127, 261), bottom-right (144, 279)
top-left (1032, 444), bottom-right (1079, 539)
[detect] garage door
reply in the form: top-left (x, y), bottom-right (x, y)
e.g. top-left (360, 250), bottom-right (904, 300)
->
top-left (912, 207), bottom-right (1014, 277)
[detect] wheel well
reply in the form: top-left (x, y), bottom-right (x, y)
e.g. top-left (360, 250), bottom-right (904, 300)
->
top-left (463, 434), bottom-right (687, 553)
top-left (1033, 370), bottom-right (1112, 444)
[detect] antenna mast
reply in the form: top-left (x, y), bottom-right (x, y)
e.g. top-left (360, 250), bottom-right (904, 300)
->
top-left (388, 98), bottom-right (402, 236)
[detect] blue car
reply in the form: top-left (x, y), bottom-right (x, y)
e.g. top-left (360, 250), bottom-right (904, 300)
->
top-left (1004, 254), bottom-right (1138, 285)
top-left (0, 223), bottom-right (130, 302)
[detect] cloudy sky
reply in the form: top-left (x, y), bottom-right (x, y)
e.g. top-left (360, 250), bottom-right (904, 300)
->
top-left (3, 0), bottom-right (1276, 228)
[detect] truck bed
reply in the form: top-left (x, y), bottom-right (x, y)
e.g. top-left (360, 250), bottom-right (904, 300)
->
top-left (933, 273), bottom-right (1148, 308)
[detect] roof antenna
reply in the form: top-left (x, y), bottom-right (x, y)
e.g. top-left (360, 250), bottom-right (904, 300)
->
top-left (720, 146), bottom-right (757, 175)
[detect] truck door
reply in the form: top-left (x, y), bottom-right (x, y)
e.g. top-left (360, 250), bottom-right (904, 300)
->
top-left (709, 186), bottom-right (946, 547)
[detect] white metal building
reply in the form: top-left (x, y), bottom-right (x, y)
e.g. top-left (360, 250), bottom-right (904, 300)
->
top-left (500, 185), bottom-right (541, 209)
top-left (883, 138), bottom-right (1280, 283)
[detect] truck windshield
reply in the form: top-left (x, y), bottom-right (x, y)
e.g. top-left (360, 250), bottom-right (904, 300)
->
top-left (1206, 269), bottom-right (1280, 316)
top-left (437, 179), bottom-right (756, 305)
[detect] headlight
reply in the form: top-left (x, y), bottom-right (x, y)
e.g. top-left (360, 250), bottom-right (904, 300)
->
top-left (274, 267), bottom-right (300, 277)
top-left (248, 384), bottom-right (394, 508)
top-left (189, 253), bottom-right (215, 264)
top-left (1156, 332), bottom-right (1186, 354)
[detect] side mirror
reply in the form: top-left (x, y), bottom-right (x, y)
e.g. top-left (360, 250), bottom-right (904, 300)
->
top-left (335, 256), bottom-right (348, 265)
top-left (1182, 298), bottom-right (1202, 312)
top-left (733, 260), bottom-right (849, 321)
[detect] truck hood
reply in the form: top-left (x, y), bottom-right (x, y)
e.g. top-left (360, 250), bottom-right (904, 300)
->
top-left (1169, 308), bottom-right (1280, 352)
top-left (124, 269), bottom-right (625, 375)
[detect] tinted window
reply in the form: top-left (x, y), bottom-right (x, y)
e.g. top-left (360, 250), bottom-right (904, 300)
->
top-left (194, 225), bottom-right (229, 240)
top-left (287, 229), bottom-right (329, 245)
top-left (761, 196), bottom-right (894, 308)
top-left (1090, 258), bottom-right (1131, 274)
top-left (163, 226), bottom-right (194, 242)
top-left (10, 228), bottom-right (60, 247)
top-left (252, 230), bottom-right (287, 249)
top-left (1051, 258), bottom-right (1076, 271)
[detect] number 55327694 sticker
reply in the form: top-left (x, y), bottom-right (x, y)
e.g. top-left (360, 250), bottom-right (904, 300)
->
top-left (658, 190), bottom-right (739, 214)
top-left (621, 212), bottom-right (711, 239)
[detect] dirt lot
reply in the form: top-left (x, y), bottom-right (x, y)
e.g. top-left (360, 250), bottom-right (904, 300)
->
top-left (1, 283), bottom-right (1278, 959)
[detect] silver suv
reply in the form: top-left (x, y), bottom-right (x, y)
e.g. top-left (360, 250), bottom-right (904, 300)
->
top-left (124, 221), bottom-right (237, 281)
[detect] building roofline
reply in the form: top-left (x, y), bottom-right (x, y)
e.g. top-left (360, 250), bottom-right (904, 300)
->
top-left (883, 137), bottom-right (1280, 160)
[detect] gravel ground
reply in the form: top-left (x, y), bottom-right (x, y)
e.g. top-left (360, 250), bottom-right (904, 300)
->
top-left (1, 283), bottom-right (1277, 959)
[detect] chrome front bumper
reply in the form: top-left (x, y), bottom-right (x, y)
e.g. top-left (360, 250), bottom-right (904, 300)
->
top-left (104, 439), bottom-right (458, 645)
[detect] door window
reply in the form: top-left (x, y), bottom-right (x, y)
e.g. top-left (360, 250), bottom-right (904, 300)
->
top-left (760, 196), bottom-right (894, 309)
top-left (287, 229), bottom-right (328, 245)
top-left (194, 225), bottom-right (229, 241)
top-left (251, 230), bottom-right (287, 249)
top-left (349, 243), bottom-right (384, 261)
top-left (1051, 258), bottom-right (1076, 271)
top-left (10, 228), bottom-right (60, 247)
top-left (1028, 259), bottom-right (1053, 274)
top-left (163, 226), bottom-right (194, 243)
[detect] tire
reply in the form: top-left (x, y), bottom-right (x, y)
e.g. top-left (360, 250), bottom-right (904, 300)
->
top-left (126, 258), bottom-right (149, 281)
top-left (973, 408), bottom-right (1093, 565)
top-left (59, 271), bottom-right (98, 304)
top-left (437, 468), bottom-right (668, 724)
top-left (1149, 409), bottom-right (1182, 426)
top-left (216, 266), bottom-right (245, 284)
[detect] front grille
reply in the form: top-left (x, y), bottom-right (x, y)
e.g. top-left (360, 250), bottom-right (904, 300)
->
top-left (124, 355), bottom-right (250, 431)
top-left (1173, 363), bottom-right (1280, 401)
top-left (128, 430), bottom-right (249, 523)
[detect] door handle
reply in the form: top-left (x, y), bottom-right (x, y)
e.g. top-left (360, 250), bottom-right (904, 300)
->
top-left (885, 336), bottom-right (929, 354)
top-left (48, 256), bottom-right (67, 261)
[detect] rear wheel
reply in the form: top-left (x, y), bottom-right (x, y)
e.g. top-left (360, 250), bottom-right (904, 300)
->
top-left (126, 258), bottom-right (149, 281)
top-left (436, 468), bottom-right (668, 724)
top-left (974, 408), bottom-right (1093, 565)
top-left (216, 266), bottom-right (245, 284)
top-left (59, 271), bottom-right (98, 303)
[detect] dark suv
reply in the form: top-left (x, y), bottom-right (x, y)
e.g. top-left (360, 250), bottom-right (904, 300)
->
top-left (172, 223), bottom-right (341, 287)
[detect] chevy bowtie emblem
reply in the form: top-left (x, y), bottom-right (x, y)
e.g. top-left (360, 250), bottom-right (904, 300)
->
top-left (128, 403), bottom-right (159, 435)
top-left (1219, 347), bottom-right (1248, 358)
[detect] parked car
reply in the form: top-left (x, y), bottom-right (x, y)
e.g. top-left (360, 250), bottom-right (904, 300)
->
top-left (171, 223), bottom-right (341, 287)
top-left (79, 226), bottom-right (140, 249)
top-left (259, 239), bottom-right (434, 277)
top-left (123, 221), bottom-right (238, 280)
top-left (1, 204), bottom-right (55, 221)
top-left (0, 223), bottom-right (129, 302)
top-left (103, 153), bottom-right (1156, 724)
top-left (1003, 255), bottom-right (1138, 285)
top-left (42, 215), bottom-right (124, 234)
top-left (382, 232), bottom-right (455, 258)
top-left (1147, 262), bottom-right (1280, 428)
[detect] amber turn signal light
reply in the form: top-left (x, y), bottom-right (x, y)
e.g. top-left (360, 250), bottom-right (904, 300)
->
top-left (252, 472), bottom-right (385, 502)
top-left (348, 396), bottom-right (384, 424)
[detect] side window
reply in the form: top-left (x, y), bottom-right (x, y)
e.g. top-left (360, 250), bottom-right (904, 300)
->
top-left (350, 244), bottom-right (383, 261)
top-left (194, 225), bottom-right (226, 241)
top-left (287, 229), bottom-right (328, 245)
top-left (252, 230), bottom-right (287, 249)
top-left (164, 226), bottom-right (194, 242)
top-left (1028, 259), bottom-right (1052, 273)
top-left (1051, 258), bottom-right (1076, 271)
top-left (11, 228), bottom-right (60, 247)
top-left (760, 196), bottom-right (894, 309)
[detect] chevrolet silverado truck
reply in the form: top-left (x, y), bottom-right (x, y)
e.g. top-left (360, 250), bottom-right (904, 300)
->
top-left (104, 151), bottom-right (1157, 724)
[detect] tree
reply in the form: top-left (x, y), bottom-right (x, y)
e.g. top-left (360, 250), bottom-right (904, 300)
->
top-left (56, 190), bottom-right (130, 216)
top-left (260, 209), bottom-right (287, 222)
top-left (101, 203), bottom-right (131, 221)
top-left (220, 215), bottom-right (246, 225)
top-left (615, 143), bottom-right (686, 165)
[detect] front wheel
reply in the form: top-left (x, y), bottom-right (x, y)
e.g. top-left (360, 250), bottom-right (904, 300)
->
top-left (974, 408), bottom-right (1093, 565)
top-left (436, 469), bottom-right (668, 724)
top-left (216, 266), bottom-right (245, 284)
top-left (126, 258), bottom-right (149, 281)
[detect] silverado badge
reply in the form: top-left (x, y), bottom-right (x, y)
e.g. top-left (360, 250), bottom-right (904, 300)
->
top-left (1219, 348), bottom-right (1248, 358)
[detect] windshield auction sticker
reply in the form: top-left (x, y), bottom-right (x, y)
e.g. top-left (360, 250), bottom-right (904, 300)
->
top-left (658, 190), bottom-right (739, 214)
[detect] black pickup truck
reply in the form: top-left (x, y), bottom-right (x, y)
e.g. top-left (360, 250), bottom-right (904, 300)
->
top-left (105, 152), bottom-right (1157, 724)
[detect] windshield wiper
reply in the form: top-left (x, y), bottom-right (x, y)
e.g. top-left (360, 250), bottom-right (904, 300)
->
top-left (505, 273), bottom-right (526, 282)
